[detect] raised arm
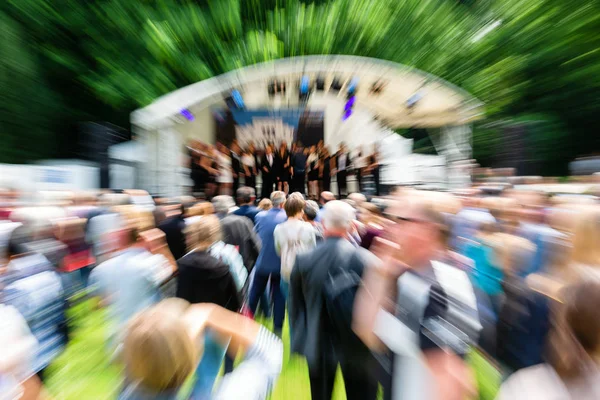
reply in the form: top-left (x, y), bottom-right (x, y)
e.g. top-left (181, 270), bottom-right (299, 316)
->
top-left (352, 238), bottom-right (404, 352)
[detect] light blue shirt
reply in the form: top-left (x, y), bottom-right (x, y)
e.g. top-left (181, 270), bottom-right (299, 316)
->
top-left (254, 209), bottom-right (287, 274)
top-left (2, 256), bottom-right (66, 372)
top-left (89, 248), bottom-right (163, 348)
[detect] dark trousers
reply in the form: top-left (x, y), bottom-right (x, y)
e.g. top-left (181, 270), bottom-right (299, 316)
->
top-left (224, 355), bottom-right (234, 374)
top-left (233, 178), bottom-right (239, 197)
top-left (356, 171), bottom-right (362, 193)
top-left (245, 175), bottom-right (256, 194)
top-left (373, 167), bottom-right (380, 196)
top-left (337, 171), bottom-right (347, 198)
top-left (261, 176), bottom-right (273, 199)
top-left (309, 359), bottom-right (378, 400)
top-left (292, 171), bottom-right (306, 195)
top-left (248, 270), bottom-right (285, 332)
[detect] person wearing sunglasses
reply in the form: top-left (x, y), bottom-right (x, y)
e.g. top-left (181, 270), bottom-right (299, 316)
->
top-left (353, 199), bottom-right (476, 400)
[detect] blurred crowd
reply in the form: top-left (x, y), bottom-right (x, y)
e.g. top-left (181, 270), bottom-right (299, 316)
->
top-left (188, 139), bottom-right (380, 201)
top-left (0, 183), bottom-right (599, 399)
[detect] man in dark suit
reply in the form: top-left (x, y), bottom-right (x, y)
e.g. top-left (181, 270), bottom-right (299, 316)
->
top-left (261, 145), bottom-right (276, 199)
top-left (230, 140), bottom-right (242, 198)
top-left (156, 203), bottom-right (187, 261)
top-left (233, 186), bottom-right (261, 224)
top-left (289, 200), bottom-right (378, 400)
top-left (212, 195), bottom-right (261, 275)
top-left (334, 143), bottom-right (351, 199)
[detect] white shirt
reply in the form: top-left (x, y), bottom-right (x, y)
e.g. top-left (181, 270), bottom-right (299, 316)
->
top-left (338, 153), bottom-right (347, 171)
top-left (267, 154), bottom-right (273, 166)
top-left (242, 154), bottom-right (255, 168)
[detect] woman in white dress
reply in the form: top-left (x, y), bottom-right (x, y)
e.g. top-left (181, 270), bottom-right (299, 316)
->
top-left (216, 143), bottom-right (233, 195)
top-left (241, 149), bottom-right (257, 192)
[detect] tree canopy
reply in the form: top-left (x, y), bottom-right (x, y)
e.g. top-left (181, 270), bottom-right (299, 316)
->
top-left (2, 0), bottom-right (599, 174)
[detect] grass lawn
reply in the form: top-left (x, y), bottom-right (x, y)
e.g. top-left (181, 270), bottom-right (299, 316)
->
top-left (45, 300), bottom-right (349, 400)
top-left (45, 300), bottom-right (499, 399)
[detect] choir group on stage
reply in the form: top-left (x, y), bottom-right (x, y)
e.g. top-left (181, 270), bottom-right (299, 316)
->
top-left (189, 139), bottom-right (380, 200)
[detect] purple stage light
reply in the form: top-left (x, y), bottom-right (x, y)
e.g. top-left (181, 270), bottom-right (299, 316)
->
top-left (181, 109), bottom-right (195, 121)
top-left (344, 96), bottom-right (356, 110)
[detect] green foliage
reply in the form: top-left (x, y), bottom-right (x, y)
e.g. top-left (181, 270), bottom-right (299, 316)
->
top-left (2, 0), bottom-right (599, 170)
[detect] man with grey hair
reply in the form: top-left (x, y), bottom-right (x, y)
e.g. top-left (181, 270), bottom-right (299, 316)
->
top-left (304, 200), bottom-right (324, 241)
top-left (289, 200), bottom-right (378, 400)
top-left (212, 195), bottom-right (261, 274)
top-left (247, 191), bottom-right (288, 336)
top-left (212, 195), bottom-right (236, 217)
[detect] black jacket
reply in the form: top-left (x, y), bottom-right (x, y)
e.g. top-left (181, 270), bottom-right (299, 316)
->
top-left (158, 216), bottom-right (186, 261)
top-left (261, 153), bottom-right (276, 179)
top-left (176, 250), bottom-right (241, 311)
top-left (219, 214), bottom-right (261, 273)
top-left (289, 237), bottom-right (367, 371)
top-left (230, 151), bottom-right (242, 179)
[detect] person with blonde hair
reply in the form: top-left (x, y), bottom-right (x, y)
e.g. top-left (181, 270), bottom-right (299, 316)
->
top-left (120, 300), bottom-right (283, 400)
top-left (176, 215), bottom-right (241, 312)
top-left (257, 198), bottom-right (272, 211)
top-left (570, 206), bottom-right (600, 279)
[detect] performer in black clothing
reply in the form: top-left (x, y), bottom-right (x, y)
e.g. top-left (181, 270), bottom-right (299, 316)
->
top-left (320, 148), bottom-right (332, 193)
top-left (247, 142), bottom-right (260, 195)
top-left (275, 141), bottom-right (291, 194)
top-left (334, 143), bottom-right (351, 199)
top-left (291, 145), bottom-right (307, 195)
top-left (369, 147), bottom-right (381, 196)
top-left (261, 145), bottom-right (276, 199)
top-left (306, 145), bottom-right (320, 199)
top-left (230, 140), bottom-right (242, 197)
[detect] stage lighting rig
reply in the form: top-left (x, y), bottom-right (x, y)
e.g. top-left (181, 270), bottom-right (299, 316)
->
top-left (316, 76), bottom-right (325, 91)
top-left (331, 77), bottom-right (342, 92)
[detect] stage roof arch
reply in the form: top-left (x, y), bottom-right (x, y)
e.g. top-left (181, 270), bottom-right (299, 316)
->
top-left (131, 55), bottom-right (484, 130)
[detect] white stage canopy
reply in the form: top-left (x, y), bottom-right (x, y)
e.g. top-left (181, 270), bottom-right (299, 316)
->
top-left (131, 55), bottom-right (484, 196)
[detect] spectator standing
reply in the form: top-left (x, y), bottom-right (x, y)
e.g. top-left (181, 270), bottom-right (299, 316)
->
top-left (177, 216), bottom-right (241, 312)
top-left (353, 201), bottom-right (475, 400)
top-left (120, 300), bottom-right (283, 400)
top-left (247, 191), bottom-right (287, 336)
top-left (304, 200), bottom-right (324, 242)
top-left (289, 201), bottom-right (378, 400)
top-left (233, 186), bottom-right (261, 224)
top-left (89, 220), bottom-right (171, 355)
top-left (315, 191), bottom-right (335, 223)
top-left (157, 204), bottom-right (187, 261)
top-left (213, 195), bottom-right (261, 275)
top-left (274, 194), bottom-right (316, 299)
top-left (497, 282), bottom-right (600, 399)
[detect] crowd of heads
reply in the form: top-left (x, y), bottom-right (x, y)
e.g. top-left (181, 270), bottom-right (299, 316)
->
top-left (1, 181), bottom-right (600, 398)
